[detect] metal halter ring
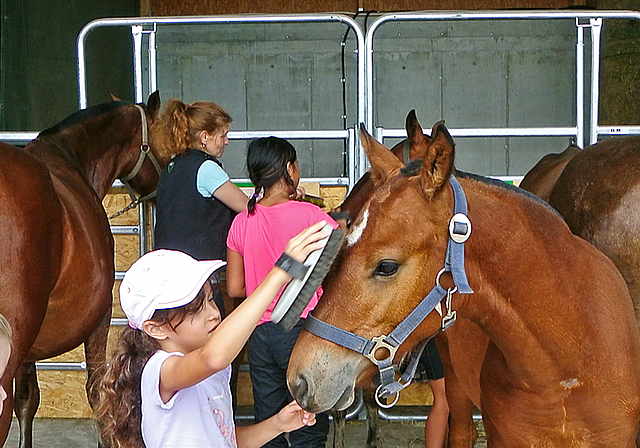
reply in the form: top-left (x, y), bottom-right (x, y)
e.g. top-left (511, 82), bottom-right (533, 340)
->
top-left (435, 268), bottom-right (458, 295)
top-left (364, 335), bottom-right (399, 366)
top-left (375, 384), bottom-right (401, 409)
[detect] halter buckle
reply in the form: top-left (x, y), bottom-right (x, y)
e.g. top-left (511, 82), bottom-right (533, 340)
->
top-left (442, 310), bottom-right (457, 330)
top-left (364, 335), bottom-right (398, 366)
top-left (449, 213), bottom-right (472, 243)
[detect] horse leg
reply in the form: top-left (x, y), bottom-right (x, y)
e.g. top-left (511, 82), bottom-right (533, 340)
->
top-left (84, 312), bottom-right (111, 448)
top-left (363, 392), bottom-right (380, 448)
top-left (440, 356), bottom-right (477, 448)
top-left (14, 361), bottom-right (39, 448)
top-left (84, 312), bottom-right (110, 406)
top-left (330, 409), bottom-right (346, 448)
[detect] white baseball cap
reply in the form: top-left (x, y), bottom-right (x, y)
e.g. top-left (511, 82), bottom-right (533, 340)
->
top-left (120, 249), bottom-right (226, 330)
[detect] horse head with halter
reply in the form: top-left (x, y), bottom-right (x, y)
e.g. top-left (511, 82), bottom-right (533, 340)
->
top-left (281, 123), bottom-right (474, 408)
top-left (109, 92), bottom-right (163, 219)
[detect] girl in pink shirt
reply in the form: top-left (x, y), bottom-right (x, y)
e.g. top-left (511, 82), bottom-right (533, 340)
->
top-left (227, 137), bottom-right (337, 448)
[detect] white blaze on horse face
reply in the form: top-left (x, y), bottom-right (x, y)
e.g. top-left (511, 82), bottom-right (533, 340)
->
top-left (347, 208), bottom-right (369, 247)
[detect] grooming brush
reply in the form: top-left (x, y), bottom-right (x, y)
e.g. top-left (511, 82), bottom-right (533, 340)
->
top-left (271, 222), bottom-right (344, 331)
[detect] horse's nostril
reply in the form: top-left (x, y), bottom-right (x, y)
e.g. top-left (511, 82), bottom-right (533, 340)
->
top-left (291, 374), bottom-right (310, 408)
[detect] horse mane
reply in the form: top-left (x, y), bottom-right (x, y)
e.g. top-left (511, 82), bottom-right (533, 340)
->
top-left (401, 159), bottom-right (423, 177)
top-left (455, 170), bottom-right (561, 217)
top-left (399, 161), bottom-right (559, 216)
top-left (39, 101), bottom-right (129, 137)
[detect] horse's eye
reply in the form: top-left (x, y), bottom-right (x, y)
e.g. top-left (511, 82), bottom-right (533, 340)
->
top-left (374, 260), bottom-right (400, 277)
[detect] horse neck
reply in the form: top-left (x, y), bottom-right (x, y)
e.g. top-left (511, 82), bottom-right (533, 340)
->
top-left (453, 180), bottom-right (573, 381)
top-left (44, 112), bottom-right (140, 199)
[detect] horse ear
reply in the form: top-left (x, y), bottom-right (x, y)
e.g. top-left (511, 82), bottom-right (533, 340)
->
top-left (146, 91), bottom-right (161, 119)
top-left (109, 91), bottom-right (122, 102)
top-left (420, 121), bottom-right (455, 198)
top-left (359, 123), bottom-right (403, 184)
top-left (406, 110), bottom-right (431, 160)
top-left (405, 110), bottom-right (420, 139)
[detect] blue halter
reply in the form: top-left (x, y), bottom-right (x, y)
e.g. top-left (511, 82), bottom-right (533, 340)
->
top-left (305, 175), bottom-right (473, 407)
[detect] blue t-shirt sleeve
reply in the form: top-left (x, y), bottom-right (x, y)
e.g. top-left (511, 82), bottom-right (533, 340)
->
top-left (196, 160), bottom-right (230, 197)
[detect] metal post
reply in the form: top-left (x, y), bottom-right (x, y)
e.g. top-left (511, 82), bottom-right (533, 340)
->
top-left (149, 24), bottom-right (157, 94)
top-left (575, 19), bottom-right (586, 148)
top-left (590, 18), bottom-right (602, 145)
top-left (132, 25), bottom-right (144, 104)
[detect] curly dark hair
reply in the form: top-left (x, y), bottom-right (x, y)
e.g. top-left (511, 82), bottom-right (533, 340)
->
top-left (93, 281), bottom-right (217, 448)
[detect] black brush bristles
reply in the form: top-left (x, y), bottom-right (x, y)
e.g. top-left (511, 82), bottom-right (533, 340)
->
top-left (276, 227), bottom-right (344, 331)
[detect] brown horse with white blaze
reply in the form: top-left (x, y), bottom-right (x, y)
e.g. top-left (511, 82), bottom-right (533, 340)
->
top-left (0, 92), bottom-right (163, 448)
top-left (288, 122), bottom-right (640, 447)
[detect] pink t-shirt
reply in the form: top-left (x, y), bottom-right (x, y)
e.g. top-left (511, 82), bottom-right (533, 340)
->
top-left (227, 201), bottom-right (338, 325)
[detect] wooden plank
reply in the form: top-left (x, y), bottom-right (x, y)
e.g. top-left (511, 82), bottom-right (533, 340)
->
top-left (148, 0), bottom-right (591, 16)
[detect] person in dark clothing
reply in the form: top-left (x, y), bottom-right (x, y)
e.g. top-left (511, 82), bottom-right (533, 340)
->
top-left (151, 99), bottom-right (248, 317)
top-left (416, 338), bottom-right (449, 448)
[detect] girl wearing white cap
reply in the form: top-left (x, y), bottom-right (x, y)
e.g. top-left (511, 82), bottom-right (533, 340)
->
top-left (94, 222), bottom-right (329, 448)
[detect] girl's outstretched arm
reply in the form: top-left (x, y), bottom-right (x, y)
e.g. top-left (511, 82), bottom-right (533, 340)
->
top-left (236, 401), bottom-right (316, 448)
top-left (159, 221), bottom-right (330, 393)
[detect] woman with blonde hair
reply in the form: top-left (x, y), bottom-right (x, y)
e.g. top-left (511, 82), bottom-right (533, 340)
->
top-left (152, 99), bottom-right (249, 317)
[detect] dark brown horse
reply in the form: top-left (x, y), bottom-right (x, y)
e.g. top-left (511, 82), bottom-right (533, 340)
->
top-left (522, 136), bottom-right (640, 334)
top-left (518, 144), bottom-right (581, 202)
top-left (0, 92), bottom-right (162, 448)
top-left (289, 122), bottom-right (640, 447)
top-left (519, 137), bottom-right (640, 446)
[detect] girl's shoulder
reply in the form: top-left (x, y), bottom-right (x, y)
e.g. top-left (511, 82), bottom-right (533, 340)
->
top-left (256, 200), bottom-right (324, 214)
top-left (272, 200), bottom-right (334, 222)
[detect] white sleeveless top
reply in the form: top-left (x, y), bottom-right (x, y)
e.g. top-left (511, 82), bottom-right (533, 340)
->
top-left (141, 350), bottom-right (237, 447)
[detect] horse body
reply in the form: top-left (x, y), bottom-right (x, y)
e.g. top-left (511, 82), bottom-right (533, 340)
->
top-left (23, 141), bottom-right (114, 360)
top-left (546, 136), bottom-right (640, 333)
top-left (0, 93), bottom-right (162, 447)
top-left (0, 142), bottom-right (63, 422)
top-left (518, 144), bottom-right (580, 202)
top-left (289, 123), bottom-right (640, 446)
top-left (459, 177), bottom-right (639, 446)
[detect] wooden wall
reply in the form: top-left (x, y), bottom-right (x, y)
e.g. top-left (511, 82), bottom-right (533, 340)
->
top-left (144, 0), bottom-right (594, 17)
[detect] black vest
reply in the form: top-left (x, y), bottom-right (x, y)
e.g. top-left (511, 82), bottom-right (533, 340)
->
top-left (154, 149), bottom-right (236, 261)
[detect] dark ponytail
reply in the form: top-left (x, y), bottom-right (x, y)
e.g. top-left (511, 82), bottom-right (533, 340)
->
top-left (246, 137), bottom-right (297, 215)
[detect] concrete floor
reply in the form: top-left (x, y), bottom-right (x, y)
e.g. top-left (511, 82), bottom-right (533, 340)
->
top-left (3, 416), bottom-right (487, 448)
